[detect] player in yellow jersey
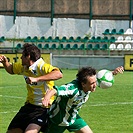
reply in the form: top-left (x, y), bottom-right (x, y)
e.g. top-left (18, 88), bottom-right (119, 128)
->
top-left (0, 43), bottom-right (63, 133)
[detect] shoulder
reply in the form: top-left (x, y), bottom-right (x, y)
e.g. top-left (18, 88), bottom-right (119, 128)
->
top-left (56, 81), bottom-right (79, 96)
top-left (41, 63), bottom-right (60, 73)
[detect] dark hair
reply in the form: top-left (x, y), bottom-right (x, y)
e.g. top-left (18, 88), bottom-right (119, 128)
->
top-left (76, 67), bottom-right (96, 85)
top-left (23, 43), bottom-right (41, 62)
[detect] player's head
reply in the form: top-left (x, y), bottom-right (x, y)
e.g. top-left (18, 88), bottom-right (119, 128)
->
top-left (21, 43), bottom-right (41, 66)
top-left (76, 67), bottom-right (97, 92)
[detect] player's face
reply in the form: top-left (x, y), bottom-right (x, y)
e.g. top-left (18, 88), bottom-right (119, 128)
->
top-left (82, 75), bottom-right (97, 92)
top-left (21, 53), bottom-right (30, 66)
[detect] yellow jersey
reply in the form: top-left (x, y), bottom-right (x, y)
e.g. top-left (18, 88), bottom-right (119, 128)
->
top-left (12, 58), bottom-right (59, 106)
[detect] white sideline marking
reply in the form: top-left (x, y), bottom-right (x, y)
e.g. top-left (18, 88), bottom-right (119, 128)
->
top-left (89, 102), bottom-right (133, 107)
top-left (0, 102), bottom-right (132, 114)
top-left (0, 111), bottom-right (18, 114)
top-left (0, 85), bottom-right (25, 89)
top-left (0, 95), bottom-right (24, 99)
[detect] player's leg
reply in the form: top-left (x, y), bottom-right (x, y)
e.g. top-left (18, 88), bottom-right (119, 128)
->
top-left (25, 124), bottom-right (41, 133)
top-left (6, 128), bottom-right (23, 133)
top-left (6, 105), bottom-right (30, 133)
top-left (67, 115), bottom-right (93, 133)
top-left (75, 125), bottom-right (93, 133)
top-left (25, 107), bottom-right (49, 133)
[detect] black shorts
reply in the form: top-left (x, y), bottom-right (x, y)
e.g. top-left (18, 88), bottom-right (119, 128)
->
top-left (8, 103), bottom-right (49, 132)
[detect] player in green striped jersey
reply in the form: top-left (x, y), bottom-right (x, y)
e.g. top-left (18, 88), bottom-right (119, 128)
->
top-left (42, 67), bottom-right (96, 133)
top-left (42, 66), bottom-right (123, 133)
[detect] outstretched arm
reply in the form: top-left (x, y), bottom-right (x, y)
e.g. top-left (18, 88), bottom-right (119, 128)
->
top-left (0, 55), bottom-right (13, 74)
top-left (42, 89), bottom-right (57, 107)
top-left (112, 66), bottom-right (124, 75)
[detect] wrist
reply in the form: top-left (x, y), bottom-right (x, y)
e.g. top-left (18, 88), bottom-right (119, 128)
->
top-left (2, 60), bottom-right (8, 66)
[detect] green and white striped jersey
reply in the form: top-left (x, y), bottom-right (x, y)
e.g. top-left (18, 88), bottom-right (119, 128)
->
top-left (49, 79), bottom-right (91, 126)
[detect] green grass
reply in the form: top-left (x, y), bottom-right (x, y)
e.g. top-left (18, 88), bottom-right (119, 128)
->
top-left (0, 68), bottom-right (133, 133)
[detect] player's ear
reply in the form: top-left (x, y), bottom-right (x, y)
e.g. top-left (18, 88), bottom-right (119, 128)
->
top-left (81, 82), bottom-right (85, 88)
top-left (26, 55), bottom-right (30, 60)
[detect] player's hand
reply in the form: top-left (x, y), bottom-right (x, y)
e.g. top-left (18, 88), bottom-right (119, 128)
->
top-left (28, 77), bottom-right (38, 85)
top-left (24, 76), bottom-right (37, 85)
top-left (112, 66), bottom-right (124, 75)
top-left (42, 89), bottom-right (53, 107)
top-left (0, 55), bottom-right (8, 63)
top-left (42, 97), bottom-right (52, 107)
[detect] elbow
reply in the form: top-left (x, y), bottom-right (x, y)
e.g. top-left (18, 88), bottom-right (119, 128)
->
top-left (58, 72), bottom-right (63, 79)
top-left (6, 68), bottom-right (14, 75)
top-left (6, 69), bottom-right (14, 74)
top-left (9, 71), bottom-right (14, 75)
top-left (52, 70), bottom-right (63, 80)
top-left (56, 70), bottom-right (63, 79)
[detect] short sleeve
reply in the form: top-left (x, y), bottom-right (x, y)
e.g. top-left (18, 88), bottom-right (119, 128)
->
top-left (12, 63), bottom-right (23, 74)
top-left (41, 63), bottom-right (60, 74)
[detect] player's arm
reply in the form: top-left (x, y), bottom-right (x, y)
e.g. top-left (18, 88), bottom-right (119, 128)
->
top-left (0, 55), bottom-right (13, 74)
top-left (36, 69), bottom-right (63, 81)
top-left (27, 69), bottom-right (63, 84)
top-left (112, 66), bottom-right (124, 75)
top-left (42, 89), bottom-right (57, 107)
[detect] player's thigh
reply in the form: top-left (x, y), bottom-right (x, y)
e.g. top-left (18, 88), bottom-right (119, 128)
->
top-left (67, 115), bottom-right (87, 132)
top-left (6, 128), bottom-right (23, 133)
top-left (74, 125), bottom-right (93, 133)
top-left (25, 123), bottom-right (41, 133)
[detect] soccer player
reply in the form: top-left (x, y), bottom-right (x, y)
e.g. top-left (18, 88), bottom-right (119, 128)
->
top-left (42, 66), bottom-right (124, 133)
top-left (0, 43), bottom-right (63, 133)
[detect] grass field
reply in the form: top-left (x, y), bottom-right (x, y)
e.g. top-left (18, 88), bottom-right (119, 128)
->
top-left (0, 68), bottom-right (132, 133)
